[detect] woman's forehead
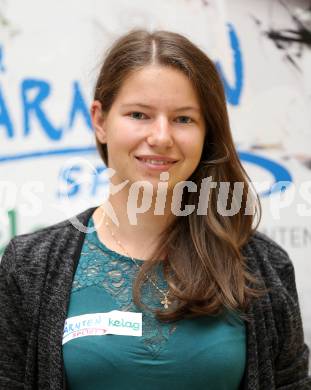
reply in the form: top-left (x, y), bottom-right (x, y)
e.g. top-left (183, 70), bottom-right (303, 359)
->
top-left (114, 65), bottom-right (202, 110)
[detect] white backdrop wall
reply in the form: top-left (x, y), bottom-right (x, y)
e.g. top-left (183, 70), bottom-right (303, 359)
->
top-left (0, 0), bottom-right (311, 349)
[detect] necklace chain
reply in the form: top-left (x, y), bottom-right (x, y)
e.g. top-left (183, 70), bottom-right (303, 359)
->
top-left (103, 215), bottom-right (172, 309)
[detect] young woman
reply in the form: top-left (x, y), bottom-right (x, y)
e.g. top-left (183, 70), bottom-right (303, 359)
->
top-left (0, 29), bottom-right (310, 390)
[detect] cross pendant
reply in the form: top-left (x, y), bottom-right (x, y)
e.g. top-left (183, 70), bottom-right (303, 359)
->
top-left (161, 296), bottom-right (171, 309)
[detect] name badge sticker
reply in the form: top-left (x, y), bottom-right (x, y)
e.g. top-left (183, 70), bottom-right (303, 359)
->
top-left (63, 310), bottom-right (142, 345)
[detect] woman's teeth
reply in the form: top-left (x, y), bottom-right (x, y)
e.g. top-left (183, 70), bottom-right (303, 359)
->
top-left (141, 159), bottom-right (172, 165)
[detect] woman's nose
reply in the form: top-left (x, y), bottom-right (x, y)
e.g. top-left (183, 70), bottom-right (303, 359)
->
top-left (147, 117), bottom-right (174, 148)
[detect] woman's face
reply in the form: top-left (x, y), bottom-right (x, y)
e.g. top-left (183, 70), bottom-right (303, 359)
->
top-left (92, 65), bottom-right (206, 193)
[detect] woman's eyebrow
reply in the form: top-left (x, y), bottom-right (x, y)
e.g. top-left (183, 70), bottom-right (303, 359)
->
top-left (121, 103), bottom-right (200, 113)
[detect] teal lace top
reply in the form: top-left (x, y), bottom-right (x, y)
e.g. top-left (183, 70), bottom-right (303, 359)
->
top-left (63, 216), bottom-right (246, 389)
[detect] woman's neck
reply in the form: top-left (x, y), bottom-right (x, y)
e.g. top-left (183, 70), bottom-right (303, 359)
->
top-left (93, 187), bottom-right (176, 259)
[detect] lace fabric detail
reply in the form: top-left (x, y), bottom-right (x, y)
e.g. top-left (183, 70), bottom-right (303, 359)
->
top-left (72, 219), bottom-right (177, 357)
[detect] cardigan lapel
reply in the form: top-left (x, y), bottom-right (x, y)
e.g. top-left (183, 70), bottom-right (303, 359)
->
top-left (241, 241), bottom-right (276, 390)
top-left (37, 207), bottom-right (95, 389)
top-left (242, 302), bottom-right (259, 390)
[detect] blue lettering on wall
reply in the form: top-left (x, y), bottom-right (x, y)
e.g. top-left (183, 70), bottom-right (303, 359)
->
top-left (238, 151), bottom-right (293, 197)
top-left (0, 84), bottom-right (14, 137)
top-left (216, 23), bottom-right (243, 106)
top-left (68, 81), bottom-right (92, 130)
top-left (91, 166), bottom-right (109, 196)
top-left (57, 165), bottom-right (81, 197)
top-left (57, 164), bottom-right (109, 198)
top-left (0, 21), bottom-right (244, 147)
top-left (21, 79), bottom-right (63, 140)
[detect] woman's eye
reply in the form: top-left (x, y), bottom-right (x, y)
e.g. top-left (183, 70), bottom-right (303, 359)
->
top-left (128, 112), bottom-right (193, 123)
top-left (129, 112), bottom-right (147, 120)
top-left (176, 116), bottom-right (193, 124)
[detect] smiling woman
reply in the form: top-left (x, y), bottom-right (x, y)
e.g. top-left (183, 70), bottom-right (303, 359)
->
top-left (91, 64), bottom-right (206, 193)
top-left (0, 29), bottom-right (310, 390)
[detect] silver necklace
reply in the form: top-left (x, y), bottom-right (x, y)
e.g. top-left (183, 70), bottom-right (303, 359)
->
top-left (103, 215), bottom-right (172, 309)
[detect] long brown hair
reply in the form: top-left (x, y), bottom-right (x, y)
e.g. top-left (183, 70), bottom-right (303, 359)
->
top-left (94, 29), bottom-right (265, 322)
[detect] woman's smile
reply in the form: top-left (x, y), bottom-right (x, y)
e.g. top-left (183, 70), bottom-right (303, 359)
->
top-left (135, 155), bottom-right (178, 172)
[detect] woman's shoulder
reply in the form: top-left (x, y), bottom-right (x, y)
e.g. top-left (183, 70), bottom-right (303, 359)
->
top-left (0, 207), bottom-right (95, 273)
top-left (245, 233), bottom-right (310, 386)
top-left (247, 229), bottom-right (290, 262)
top-left (243, 229), bottom-right (295, 291)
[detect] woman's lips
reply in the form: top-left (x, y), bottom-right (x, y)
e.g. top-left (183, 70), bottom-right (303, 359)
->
top-left (135, 156), bottom-right (177, 171)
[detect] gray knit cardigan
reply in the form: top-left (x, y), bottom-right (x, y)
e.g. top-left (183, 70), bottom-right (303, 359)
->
top-left (0, 207), bottom-right (310, 389)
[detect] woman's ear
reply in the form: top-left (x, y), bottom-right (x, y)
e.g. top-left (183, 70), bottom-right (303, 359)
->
top-left (91, 100), bottom-right (107, 143)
